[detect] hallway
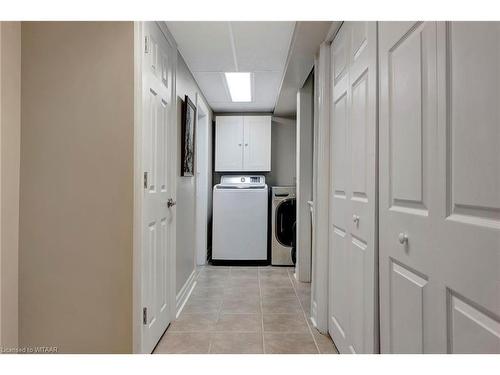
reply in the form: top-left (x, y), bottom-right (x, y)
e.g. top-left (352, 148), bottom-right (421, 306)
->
top-left (153, 266), bottom-right (338, 354)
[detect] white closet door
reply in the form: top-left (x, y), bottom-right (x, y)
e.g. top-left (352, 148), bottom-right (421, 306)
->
top-left (243, 115), bottom-right (271, 171)
top-left (215, 116), bottom-right (244, 171)
top-left (328, 21), bottom-right (378, 354)
top-left (379, 21), bottom-right (500, 353)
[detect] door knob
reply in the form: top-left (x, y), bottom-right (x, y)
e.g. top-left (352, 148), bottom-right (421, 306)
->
top-left (398, 232), bottom-right (408, 245)
top-left (353, 214), bottom-right (360, 224)
top-left (167, 198), bottom-right (176, 208)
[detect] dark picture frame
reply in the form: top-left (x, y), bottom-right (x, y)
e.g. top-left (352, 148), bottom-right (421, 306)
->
top-left (181, 95), bottom-right (196, 177)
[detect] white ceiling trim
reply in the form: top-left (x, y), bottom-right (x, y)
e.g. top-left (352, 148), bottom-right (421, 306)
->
top-left (227, 23), bottom-right (239, 71)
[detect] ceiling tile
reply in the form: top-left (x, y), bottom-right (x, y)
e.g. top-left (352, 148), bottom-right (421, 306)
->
top-left (231, 22), bottom-right (295, 71)
top-left (165, 21), bottom-right (296, 112)
top-left (166, 21), bottom-right (236, 72)
top-left (193, 72), bottom-right (229, 103)
top-left (253, 71), bottom-right (282, 106)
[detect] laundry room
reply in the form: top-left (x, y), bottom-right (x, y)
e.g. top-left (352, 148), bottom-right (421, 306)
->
top-left (210, 114), bottom-right (299, 267)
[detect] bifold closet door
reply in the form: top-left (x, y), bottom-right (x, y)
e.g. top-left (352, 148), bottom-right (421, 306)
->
top-left (328, 21), bottom-right (378, 354)
top-left (379, 21), bottom-right (500, 353)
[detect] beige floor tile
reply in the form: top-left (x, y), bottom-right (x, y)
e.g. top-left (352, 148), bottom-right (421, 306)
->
top-left (260, 278), bottom-right (293, 288)
top-left (262, 297), bottom-right (303, 314)
top-left (260, 286), bottom-right (296, 298)
top-left (154, 332), bottom-right (211, 354)
top-left (263, 313), bottom-right (310, 333)
top-left (221, 298), bottom-right (261, 314)
top-left (191, 286), bottom-right (224, 300)
top-left (259, 266), bottom-right (292, 274)
top-left (168, 313), bottom-right (218, 332)
top-left (229, 268), bottom-right (259, 278)
top-left (182, 298), bottom-right (221, 314)
top-left (196, 278), bottom-right (227, 288)
top-left (259, 274), bottom-right (292, 283)
top-left (199, 267), bottom-right (230, 275)
top-left (197, 274), bottom-right (228, 283)
top-left (209, 333), bottom-right (263, 354)
top-left (224, 286), bottom-right (261, 299)
top-left (215, 313), bottom-right (262, 332)
top-left (226, 277), bottom-right (260, 288)
top-left (264, 333), bottom-right (318, 354)
top-left (154, 265), bottom-right (319, 355)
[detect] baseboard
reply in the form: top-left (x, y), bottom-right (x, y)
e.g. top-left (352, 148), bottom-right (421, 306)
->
top-left (311, 300), bottom-right (318, 327)
top-left (176, 269), bottom-right (197, 318)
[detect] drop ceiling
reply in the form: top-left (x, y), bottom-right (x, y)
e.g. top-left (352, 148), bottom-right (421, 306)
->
top-left (166, 21), bottom-right (295, 113)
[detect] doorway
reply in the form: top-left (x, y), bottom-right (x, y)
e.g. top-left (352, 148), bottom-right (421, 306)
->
top-left (195, 95), bottom-right (210, 266)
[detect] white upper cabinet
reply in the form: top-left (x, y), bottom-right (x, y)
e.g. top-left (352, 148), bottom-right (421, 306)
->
top-left (215, 115), bottom-right (271, 171)
top-left (242, 116), bottom-right (272, 171)
top-left (215, 115), bottom-right (245, 171)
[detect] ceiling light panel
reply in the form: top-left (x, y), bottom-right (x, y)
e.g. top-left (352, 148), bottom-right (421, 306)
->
top-left (224, 72), bottom-right (252, 102)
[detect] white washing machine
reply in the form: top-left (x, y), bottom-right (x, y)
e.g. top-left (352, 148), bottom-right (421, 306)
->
top-left (271, 186), bottom-right (296, 266)
top-left (212, 175), bottom-right (268, 263)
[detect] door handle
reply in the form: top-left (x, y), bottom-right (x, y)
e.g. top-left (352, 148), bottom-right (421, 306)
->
top-left (167, 198), bottom-right (176, 208)
top-left (244, 143), bottom-right (248, 147)
top-left (398, 232), bottom-right (408, 245)
top-left (353, 214), bottom-right (360, 224)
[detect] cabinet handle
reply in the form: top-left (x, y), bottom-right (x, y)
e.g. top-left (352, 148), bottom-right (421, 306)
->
top-left (245, 143), bottom-right (248, 147)
top-left (238, 143), bottom-right (242, 146)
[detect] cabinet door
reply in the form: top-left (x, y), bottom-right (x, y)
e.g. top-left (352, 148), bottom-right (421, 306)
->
top-left (215, 116), bottom-right (244, 171)
top-left (242, 115), bottom-right (271, 171)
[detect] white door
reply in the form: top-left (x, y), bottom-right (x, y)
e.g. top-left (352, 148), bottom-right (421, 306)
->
top-left (243, 116), bottom-right (271, 171)
top-left (379, 21), bottom-right (500, 353)
top-left (215, 116), bottom-right (244, 171)
top-left (328, 22), bottom-right (378, 354)
top-left (141, 22), bottom-right (176, 353)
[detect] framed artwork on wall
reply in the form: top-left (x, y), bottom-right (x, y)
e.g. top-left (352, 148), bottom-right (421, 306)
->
top-left (181, 95), bottom-right (196, 176)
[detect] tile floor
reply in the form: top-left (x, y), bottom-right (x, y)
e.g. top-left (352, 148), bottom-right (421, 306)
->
top-left (153, 266), bottom-right (338, 354)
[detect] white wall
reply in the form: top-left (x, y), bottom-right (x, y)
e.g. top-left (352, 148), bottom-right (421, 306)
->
top-left (267, 117), bottom-right (296, 187)
top-left (175, 52), bottom-right (213, 294)
top-left (0, 21), bottom-right (21, 350)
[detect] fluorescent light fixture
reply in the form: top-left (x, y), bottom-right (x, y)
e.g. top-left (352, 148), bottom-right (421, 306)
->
top-left (224, 72), bottom-right (252, 102)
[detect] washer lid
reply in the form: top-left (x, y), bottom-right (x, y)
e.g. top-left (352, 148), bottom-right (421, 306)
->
top-left (218, 175), bottom-right (266, 188)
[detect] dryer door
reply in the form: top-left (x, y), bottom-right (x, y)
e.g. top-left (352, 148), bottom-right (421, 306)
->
top-left (275, 198), bottom-right (296, 247)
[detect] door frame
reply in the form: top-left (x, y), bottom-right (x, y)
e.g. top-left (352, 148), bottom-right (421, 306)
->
top-left (132, 21), bottom-right (178, 354)
top-left (195, 94), bottom-right (209, 265)
top-left (310, 41), bottom-right (332, 334)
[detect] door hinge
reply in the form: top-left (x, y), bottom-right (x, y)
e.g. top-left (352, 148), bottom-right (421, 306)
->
top-left (144, 36), bottom-right (150, 54)
top-left (143, 307), bottom-right (148, 325)
top-left (143, 172), bottom-right (148, 189)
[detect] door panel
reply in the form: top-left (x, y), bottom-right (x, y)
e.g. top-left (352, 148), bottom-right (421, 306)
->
top-left (389, 260), bottom-right (428, 353)
top-left (328, 21), bottom-right (378, 354)
top-left (215, 116), bottom-right (244, 171)
top-left (388, 24), bottom-right (427, 210)
top-left (243, 115), bottom-right (271, 171)
top-left (379, 21), bottom-right (500, 353)
top-left (142, 22), bottom-right (175, 353)
top-left (447, 22), bottom-right (500, 222)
